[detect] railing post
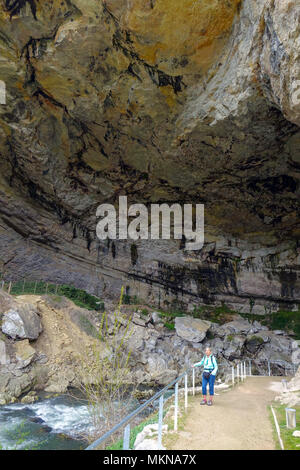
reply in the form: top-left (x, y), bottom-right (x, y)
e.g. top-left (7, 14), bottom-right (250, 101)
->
top-left (285, 408), bottom-right (296, 429)
top-left (282, 379), bottom-right (288, 391)
top-left (236, 364), bottom-right (239, 383)
top-left (249, 359), bottom-right (252, 376)
top-left (174, 382), bottom-right (178, 432)
top-left (123, 424), bottom-right (131, 450)
top-left (184, 374), bottom-right (188, 408)
top-left (158, 395), bottom-right (164, 448)
top-left (232, 366), bottom-right (235, 385)
top-left (244, 362), bottom-right (246, 379)
top-left (192, 367), bottom-right (195, 396)
top-left (268, 360), bottom-right (271, 377)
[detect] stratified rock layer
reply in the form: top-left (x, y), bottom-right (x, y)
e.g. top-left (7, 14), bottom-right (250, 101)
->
top-left (0, 1), bottom-right (299, 310)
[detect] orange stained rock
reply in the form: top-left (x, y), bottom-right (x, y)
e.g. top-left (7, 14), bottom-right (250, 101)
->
top-left (123, 0), bottom-right (242, 75)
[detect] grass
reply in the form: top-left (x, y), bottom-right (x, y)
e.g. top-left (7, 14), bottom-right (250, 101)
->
top-left (106, 406), bottom-right (170, 450)
top-left (240, 309), bottom-right (300, 340)
top-left (192, 304), bottom-right (237, 325)
top-left (105, 391), bottom-right (180, 450)
top-left (162, 396), bottom-right (189, 449)
top-left (78, 314), bottom-right (98, 338)
top-left (4, 280), bottom-right (105, 312)
top-left (193, 303), bottom-right (300, 340)
top-left (5, 277), bottom-right (299, 338)
top-left (267, 310), bottom-right (300, 339)
top-left (270, 404), bottom-right (300, 450)
top-left (156, 309), bottom-right (185, 330)
top-left (149, 302), bottom-right (300, 339)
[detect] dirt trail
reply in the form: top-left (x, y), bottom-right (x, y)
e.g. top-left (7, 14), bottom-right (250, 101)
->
top-left (168, 377), bottom-right (282, 450)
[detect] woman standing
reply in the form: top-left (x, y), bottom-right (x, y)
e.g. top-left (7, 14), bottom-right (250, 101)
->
top-left (192, 347), bottom-right (218, 406)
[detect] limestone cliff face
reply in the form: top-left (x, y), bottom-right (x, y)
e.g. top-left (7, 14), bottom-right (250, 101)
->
top-left (0, 1), bottom-right (299, 312)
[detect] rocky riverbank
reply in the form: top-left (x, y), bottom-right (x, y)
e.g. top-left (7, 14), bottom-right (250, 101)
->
top-left (0, 290), bottom-right (100, 404)
top-left (0, 290), bottom-right (299, 405)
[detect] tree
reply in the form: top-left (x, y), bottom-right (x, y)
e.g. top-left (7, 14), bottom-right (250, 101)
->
top-left (76, 287), bottom-right (136, 447)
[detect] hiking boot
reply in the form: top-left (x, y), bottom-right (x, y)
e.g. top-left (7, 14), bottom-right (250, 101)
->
top-left (207, 400), bottom-right (213, 406)
top-left (200, 399), bottom-right (207, 405)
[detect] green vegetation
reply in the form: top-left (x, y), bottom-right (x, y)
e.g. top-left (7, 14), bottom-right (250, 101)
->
top-left (267, 310), bottom-right (300, 339)
top-left (248, 335), bottom-right (264, 344)
top-left (3, 280), bottom-right (104, 312)
top-left (106, 411), bottom-right (160, 450)
top-left (0, 421), bottom-right (42, 450)
top-left (156, 301), bottom-right (299, 339)
top-left (78, 314), bottom-right (98, 338)
top-left (106, 399), bottom-right (172, 450)
top-left (240, 308), bottom-right (300, 340)
top-left (192, 303), bottom-right (236, 325)
top-left (270, 404), bottom-right (300, 450)
top-left (78, 288), bottom-right (135, 446)
top-left (164, 322), bottom-right (175, 330)
top-left (123, 293), bottom-right (140, 305)
top-left (156, 309), bottom-right (185, 330)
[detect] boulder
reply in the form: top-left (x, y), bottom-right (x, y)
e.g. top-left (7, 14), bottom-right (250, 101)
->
top-left (132, 312), bottom-right (148, 327)
top-left (1, 304), bottom-right (42, 340)
top-left (202, 337), bottom-right (224, 356)
top-left (252, 321), bottom-right (268, 331)
top-left (151, 312), bottom-right (163, 325)
top-left (0, 290), bottom-right (17, 313)
top-left (134, 423), bottom-right (167, 450)
top-left (292, 348), bottom-right (300, 365)
top-left (175, 317), bottom-right (211, 343)
top-left (245, 335), bottom-right (265, 354)
top-left (269, 334), bottom-right (293, 355)
top-left (221, 319), bottom-right (258, 336)
top-left (223, 336), bottom-right (245, 360)
top-left (0, 339), bottom-right (10, 366)
top-left (146, 354), bottom-right (177, 385)
top-left (15, 340), bottom-right (36, 368)
top-left (129, 324), bottom-right (147, 352)
top-left (21, 391), bottom-right (38, 404)
top-left (0, 371), bottom-right (35, 404)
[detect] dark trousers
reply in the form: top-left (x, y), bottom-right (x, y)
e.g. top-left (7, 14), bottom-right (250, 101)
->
top-left (202, 373), bottom-right (216, 396)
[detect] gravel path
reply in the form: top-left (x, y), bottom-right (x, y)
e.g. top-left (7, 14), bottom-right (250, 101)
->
top-left (168, 376), bottom-right (282, 450)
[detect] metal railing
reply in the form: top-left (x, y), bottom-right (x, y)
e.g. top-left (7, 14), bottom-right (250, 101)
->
top-left (85, 367), bottom-right (191, 450)
top-left (85, 357), bottom-right (298, 451)
top-left (85, 360), bottom-right (246, 451)
top-left (243, 359), bottom-right (298, 377)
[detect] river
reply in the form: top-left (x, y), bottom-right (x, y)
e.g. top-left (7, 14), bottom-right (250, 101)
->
top-left (0, 394), bottom-right (91, 450)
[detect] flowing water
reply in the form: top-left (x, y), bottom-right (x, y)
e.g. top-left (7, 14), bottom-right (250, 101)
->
top-left (0, 394), bottom-right (91, 450)
top-left (0, 389), bottom-right (169, 450)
